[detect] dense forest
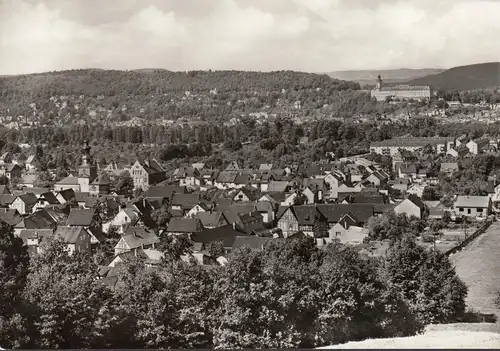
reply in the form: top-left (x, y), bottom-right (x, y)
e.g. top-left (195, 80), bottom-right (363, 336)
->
top-left (2, 116), bottom-right (500, 177)
top-left (0, 69), bottom-right (404, 123)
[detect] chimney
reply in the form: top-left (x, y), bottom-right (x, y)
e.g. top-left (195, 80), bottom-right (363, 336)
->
top-left (232, 222), bottom-right (236, 230)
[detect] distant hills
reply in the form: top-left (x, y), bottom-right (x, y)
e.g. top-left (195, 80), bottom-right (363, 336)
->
top-left (326, 68), bottom-right (445, 85)
top-left (407, 62), bottom-right (500, 91)
top-left (0, 69), bottom-right (360, 98)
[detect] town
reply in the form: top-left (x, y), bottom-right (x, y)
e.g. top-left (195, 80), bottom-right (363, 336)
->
top-left (1, 68), bottom-right (500, 349)
top-left (2, 0), bottom-right (500, 346)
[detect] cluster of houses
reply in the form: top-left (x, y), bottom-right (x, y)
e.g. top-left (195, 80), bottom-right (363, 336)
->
top-left (1, 137), bottom-right (498, 288)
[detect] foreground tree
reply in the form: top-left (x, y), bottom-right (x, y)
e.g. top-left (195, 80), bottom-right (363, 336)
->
top-left (23, 238), bottom-right (132, 348)
top-left (382, 235), bottom-right (467, 325)
top-left (0, 223), bottom-right (31, 349)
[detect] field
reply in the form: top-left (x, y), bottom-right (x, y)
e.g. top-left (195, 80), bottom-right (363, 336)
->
top-left (450, 221), bottom-right (500, 316)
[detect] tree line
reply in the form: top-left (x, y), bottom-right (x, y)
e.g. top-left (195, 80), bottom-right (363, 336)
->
top-left (0, 222), bottom-right (468, 349)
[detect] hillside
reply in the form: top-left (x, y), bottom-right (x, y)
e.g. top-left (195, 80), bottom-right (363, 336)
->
top-left (407, 62), bottom-right (500, 90)
top-left (327, 68), bottom-right (445, 85)
top-left (0, 69), bottom-right (384, 125)
top-left (0, 69), bottom-right (360, 98)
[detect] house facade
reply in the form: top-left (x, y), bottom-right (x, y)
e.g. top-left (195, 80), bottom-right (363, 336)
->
top-left (454, 196), bottom-right (492, 218)
top-left (130, 159), bottom-right (166, 190)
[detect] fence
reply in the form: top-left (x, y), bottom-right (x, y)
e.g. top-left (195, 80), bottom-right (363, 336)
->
top-left (445, 219), bottom-right (493, 257)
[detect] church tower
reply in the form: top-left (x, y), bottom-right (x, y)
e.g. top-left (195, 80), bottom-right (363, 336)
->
top-left (78, 140), bottom-right (97, 193)
top-left (376, 74), bottom-right (383, 90)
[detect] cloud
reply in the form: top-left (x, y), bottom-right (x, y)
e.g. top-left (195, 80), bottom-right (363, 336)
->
top-left (0, 0), bottom-right (499, 74)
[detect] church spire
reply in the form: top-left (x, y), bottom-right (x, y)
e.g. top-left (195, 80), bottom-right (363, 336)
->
top-left (376, 74), bottom-right (383, 90)
top-left (82, 140), bottom-right (91, 165)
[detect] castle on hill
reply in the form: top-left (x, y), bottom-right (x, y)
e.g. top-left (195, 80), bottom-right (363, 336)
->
top-left (370, 75), bottom-right (432, 102)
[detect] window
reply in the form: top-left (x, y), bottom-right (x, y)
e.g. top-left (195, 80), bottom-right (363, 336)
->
top-left (477, 208), bottom-right (483, 213)
top-left (459, 208), bottom-right (464, 212)
top-left (467, 209), bottom-right (471, 214)
top-left (335, 232), bottom-right (341, 237)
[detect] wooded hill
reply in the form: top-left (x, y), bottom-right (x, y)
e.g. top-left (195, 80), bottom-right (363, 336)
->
top-left (407, 62), bottom-right (500, 91)
top-left (0, 69), bottom-right (361, 98)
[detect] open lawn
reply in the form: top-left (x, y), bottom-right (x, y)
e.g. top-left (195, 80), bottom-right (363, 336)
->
top-left (450, 221), bottom-right (500, 316)
top-left (319, 330), bottom-right (500, 348)
top-left (418, 227), bottom-right (477, 253)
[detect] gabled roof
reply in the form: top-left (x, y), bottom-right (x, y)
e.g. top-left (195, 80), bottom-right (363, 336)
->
top-left (146, 185), bottom-right (187, 199)
top-left (216, 172), bottom-right (238, 183)
top-left (74, 192), bottom-right (90, 202)
top-left (234, 173), bottom-right (251, 185)
top-left (137, 159), bottom-right (165, 175)
top-left (19, 228), bottom-right (53, 240)
top-left (38, 191), bottom-right (60, 205)
top-left (454, 195), bottom-right (490, 208)
top-left (57, 188), bottom-right (76, 201)
top-left (91, 172), bottom-right (111, 185)
top-left (191, 224), bottom-right (247, 245)
top-left (16, 193), bottom-right (38, 206)
top-left (0, 185), bottom-right (11, 195)
top-left (399, 163), bottom-right (418, 174)
top-left (267, 180), bottom-right (290, 193)
top-left (166, 217), bottom-right (204, 233)
top-left (66, 208), bottom-right (95, 226)
top-left (171, 193), bottom-right (200, 210)
top-left (0, 208), bottom-right (22, 226)
top-left (56, 175), bottom-right (80, 185)
top-left (303, 178), bottom-right (327, 191)
top-left (406, 194), bottom-right (426, 210)
top-left (233, 187), bottom-right (260, 201)
top-left (121, 228), bottom-right (160, 249)
top-left (294, 205), bottom-right (326, 225)
top-left (191, 162), bottom-right (205, 170)
top-left (0, 194), bottom-right (15, 206)
top-left (54, 226), bottom-right (87, 244)
top-left (317, 204), bottom-right (375, 224)
top-left (195, 211), bottom-right (227, 228)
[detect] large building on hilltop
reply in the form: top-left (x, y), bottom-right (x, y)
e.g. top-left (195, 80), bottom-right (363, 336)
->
top-left (371, 75), bottom-right (432, 102)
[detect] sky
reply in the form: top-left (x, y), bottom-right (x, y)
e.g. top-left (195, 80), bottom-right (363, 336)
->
top-left (1, 0), bottom-right (500, 75)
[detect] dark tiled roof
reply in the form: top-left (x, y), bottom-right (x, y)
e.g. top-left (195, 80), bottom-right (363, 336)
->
top-left (66, 208), bottom-right (95, 226)
top-left (17, 193), bottom-right (38, 206)
top-left (0, 194), bottom-right (15, 205)
top-left (91, 172), bottom-right (111, 185)
top-left (121, 228), bottom-right (159, 249)
top-left (166, 218), bottom-right (204, 233)
top-left (171, 193), bottom-right (200, 210)
top-left (195, 211), bottom-right (227, 228)
top-left (54, 226), bottom-right (87, 244)
top-left (57, 189), bottom-right (76, 201)
top-left (146, 185), bottom-right (186, 199)
top-left (216, 172), bottom-right (238, 183)
top-left (232, 236), bottom-right (284, 250)
top-left (19, 229), bottom-right (53, 240)
top-left (192, 224), bottom-right (247, 245)
top-left (317, 204), bottom-right (375, 223)
top-left (39, 192), bottom-right (60, 205)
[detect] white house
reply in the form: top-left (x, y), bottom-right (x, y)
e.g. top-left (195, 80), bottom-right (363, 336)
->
top-left (454, 196), bottom-right (491, 218)
top-left (394, 196), bottom-right (426, 219)
top-left (102, 208), bottom-right (139, 234)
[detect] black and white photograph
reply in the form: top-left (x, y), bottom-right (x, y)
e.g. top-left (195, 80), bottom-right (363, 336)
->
top-left (1, 0), bottom-right (500, 349)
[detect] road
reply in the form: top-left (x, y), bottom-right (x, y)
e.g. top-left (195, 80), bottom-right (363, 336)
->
top-left (450, 221), bottom-right (500, 317)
